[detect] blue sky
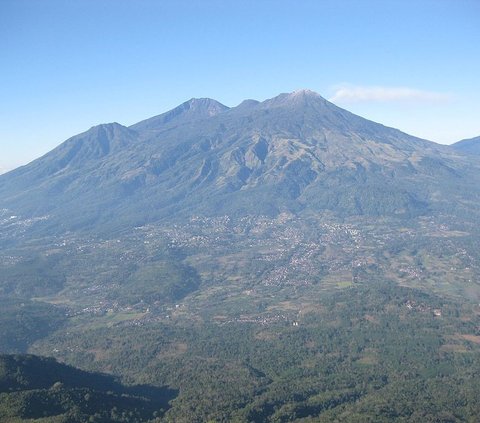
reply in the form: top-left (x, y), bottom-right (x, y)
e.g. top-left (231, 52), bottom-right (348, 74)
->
top-left (1, 0), bottom-right (479, 171)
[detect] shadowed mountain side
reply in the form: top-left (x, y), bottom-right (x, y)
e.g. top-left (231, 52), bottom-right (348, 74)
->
top-left (1, 90), bottom-right (480, 236)
top-left (0, 354), bottom-right (177, 422)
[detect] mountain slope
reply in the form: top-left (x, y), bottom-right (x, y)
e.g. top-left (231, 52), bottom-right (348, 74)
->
top-left (452, 135), bottom-right (480, 155)
top-left (1, 90), bottom-right (479, 236)
top-left (0, 122), bottom-right (139, 223)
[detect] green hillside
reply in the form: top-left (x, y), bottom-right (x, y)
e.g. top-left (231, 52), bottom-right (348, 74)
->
top-left (0, 354), bottom-right (175, 422)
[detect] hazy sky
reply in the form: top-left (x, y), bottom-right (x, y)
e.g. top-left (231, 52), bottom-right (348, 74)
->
top-left (1, 0), bottom-right (479, 171)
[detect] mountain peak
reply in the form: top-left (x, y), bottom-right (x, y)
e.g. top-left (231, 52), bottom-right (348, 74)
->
top-left (289, 88), bottom-right (322, 98)
top-left (185, 97), bottom-right (227, 111)
top-left (182, 97), bottom-right (230, 118)
top-left (262, 89), bottom-right (327, 109)
top-left (87, 122), bottom-right (129, 134)
top-left (131, 97), bottom-right (229, 131)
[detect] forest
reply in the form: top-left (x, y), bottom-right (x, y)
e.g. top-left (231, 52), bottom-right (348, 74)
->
top-left (19, 282), bottom-right (479, 422)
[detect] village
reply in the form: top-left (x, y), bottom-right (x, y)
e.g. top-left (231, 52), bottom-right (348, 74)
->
top-left (0, 209), bottom-right (478, 328)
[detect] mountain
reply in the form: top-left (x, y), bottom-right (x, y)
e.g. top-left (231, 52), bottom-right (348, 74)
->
top-left (452, 135), bottom-right (480, 155)
top-left (1, 89), bottom-right (480, 236)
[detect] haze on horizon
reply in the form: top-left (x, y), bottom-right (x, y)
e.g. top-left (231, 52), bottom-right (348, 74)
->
top-left (1, 0), bottom-right (479, 171)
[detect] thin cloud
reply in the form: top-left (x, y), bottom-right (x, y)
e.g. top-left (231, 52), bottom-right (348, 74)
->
top-left (329, 85), bottom-right (450, 104)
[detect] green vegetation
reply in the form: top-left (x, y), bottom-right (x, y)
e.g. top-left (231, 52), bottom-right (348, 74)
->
top-left (0, 299), bottom-right (65, 353)
top-left (0, 212), bottom-right (479, 421)
top-left (0, 255), bottom-right (66, 297)
top-left (114, 260), bottom-right (199, 305)
top-left (29, 283), bottom-right (480, 422)
top-left (0, 355), bottom-right (175, 422)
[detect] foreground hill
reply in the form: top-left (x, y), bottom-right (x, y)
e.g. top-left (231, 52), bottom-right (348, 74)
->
top-left (1, 90), bottom-right (479, 237)
top-left (0, 354), bottom-right (175, 422)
